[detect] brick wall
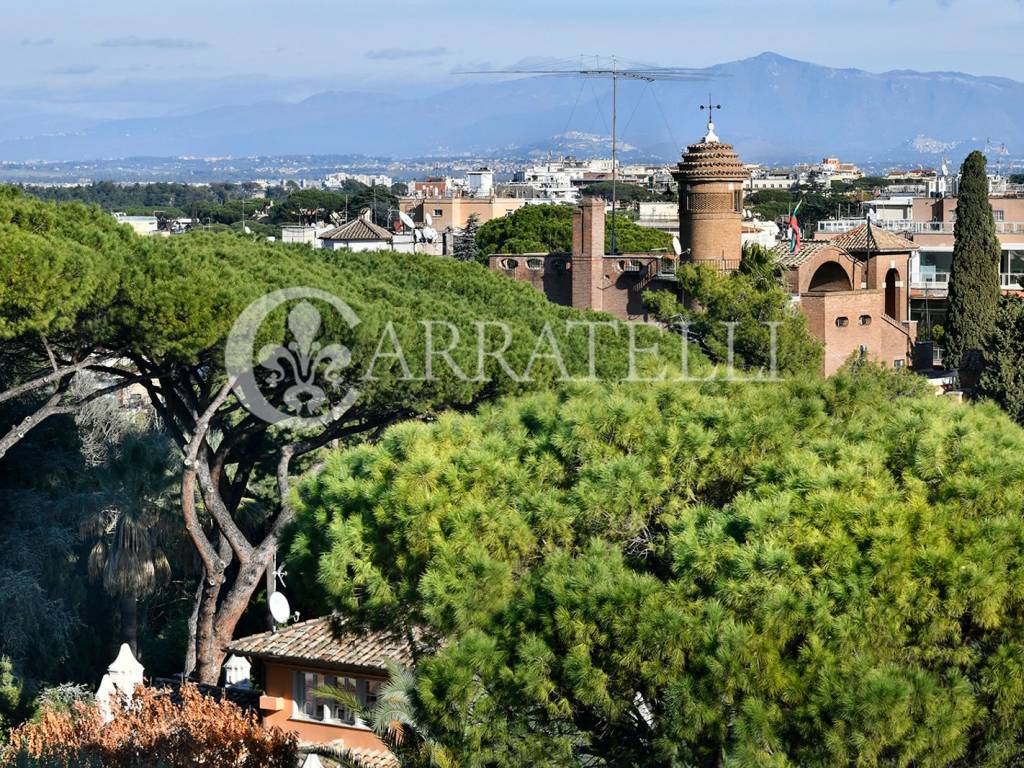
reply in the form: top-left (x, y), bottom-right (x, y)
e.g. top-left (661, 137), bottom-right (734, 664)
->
top-left (487, 253), bottom-right (572, 306)
top-left (801, 289), bottom-right (913, 375)
top-left (677, 179), bottom-right (744, 270)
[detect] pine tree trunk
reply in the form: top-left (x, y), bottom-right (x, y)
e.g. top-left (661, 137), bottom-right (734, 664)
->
top-left (194, 552), bottom-right (274, 685)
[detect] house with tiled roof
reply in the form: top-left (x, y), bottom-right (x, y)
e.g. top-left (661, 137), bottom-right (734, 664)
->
top-left (318, 212), bottom-right (395, 252)
top-left (771, 221), bottom-right (918, 374)
top-left (227, 616), bottom-right (411, 764)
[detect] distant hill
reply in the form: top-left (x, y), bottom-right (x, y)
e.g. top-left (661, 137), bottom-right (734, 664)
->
top-left (3, 52), bottom-right (1023, 164)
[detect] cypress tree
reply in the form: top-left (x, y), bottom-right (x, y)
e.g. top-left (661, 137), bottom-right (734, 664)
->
top-left (945, 150), bottom-right (1001, 367)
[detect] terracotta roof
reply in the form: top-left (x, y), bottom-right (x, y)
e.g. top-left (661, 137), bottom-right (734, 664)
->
top-left (673, 140), bottom-right (748, 181)
top-left (319, 216), bottom-right (393, 243)
top-left (771, 240), bottom-right (843, 269)
top-left (830, 222), bottom-right (917, 253)
top-left (305, 741), bottom-right (399, 768)
top-left (227, 616), bottom-right (412, 673)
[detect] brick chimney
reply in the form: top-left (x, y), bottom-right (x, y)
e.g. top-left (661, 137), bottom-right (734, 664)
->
top-left (572, 197), bottom-right (605, 312)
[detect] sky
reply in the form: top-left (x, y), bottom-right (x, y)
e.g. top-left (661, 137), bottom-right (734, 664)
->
top-left (3, 0), bottom-right (1024, 131)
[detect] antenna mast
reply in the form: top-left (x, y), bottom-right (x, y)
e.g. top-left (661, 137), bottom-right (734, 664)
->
top-left (459, 58), bottom-right (715, 254)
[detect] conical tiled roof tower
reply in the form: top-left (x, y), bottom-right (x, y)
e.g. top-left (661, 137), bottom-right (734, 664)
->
top-left (671, 112), bottom-right (749, 271)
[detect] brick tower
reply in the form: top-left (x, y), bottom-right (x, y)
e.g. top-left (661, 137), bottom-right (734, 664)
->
top-left (571, 196), bottom-right (606, 312)
top-left (671, 110), bottom-right (749, 271)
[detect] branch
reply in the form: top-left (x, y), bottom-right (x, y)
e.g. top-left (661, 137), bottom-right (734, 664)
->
top-left (0, 387), bottom-right (66, 461)
top-left (181, 378), bottom-right (237, 578)
top-left (0, 356), bottom-right (94, 405)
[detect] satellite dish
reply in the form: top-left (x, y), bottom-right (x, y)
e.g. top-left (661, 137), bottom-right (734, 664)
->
top-left (243, 225), bottom-right (252, 235)
top-left (671, 236), bottom-right (682, 257)
top-left (422, 226), bottom-right (438, 241)
top-left (269, 591), bottom-right (291, 624)
top-left (398, 211), bottom-right (415, 229)
top-left (424, 212), bottom-right (434, 226)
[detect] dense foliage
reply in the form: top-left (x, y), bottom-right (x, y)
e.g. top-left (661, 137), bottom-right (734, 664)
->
top-left (945, 151), bottom-right (1001, 367)
top-left (579, 181), bottom-right (670, 203)
top-left (291, 365), bottom-right (1024, 767)
top-left (644, 257), bottom-right (823, 376)
top-left (476, 204), bottom-right (671, 256)
top-left (2, 684), bottom-right (296, 767)
top-left (21, 181), bottom-right (273, 212)
top-left (978, 296), bottom-right (1024, 422)
top-left (21, 180), bottom-right (401, 231)
top-left (1, 186), bottom-right (685, 687)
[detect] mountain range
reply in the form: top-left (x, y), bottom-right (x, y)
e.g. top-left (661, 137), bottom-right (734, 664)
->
top-left (3, 52), bottom-right (1023, 165)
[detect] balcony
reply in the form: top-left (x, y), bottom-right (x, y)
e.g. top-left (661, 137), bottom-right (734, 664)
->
top-left (910, 272), bottom-right (1024, 292)
top-left (818, 219), bottom-right (1024, 236)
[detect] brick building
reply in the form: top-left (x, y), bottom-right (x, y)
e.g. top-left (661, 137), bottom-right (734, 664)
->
top-left (489, 119), bottom-right (917, 376)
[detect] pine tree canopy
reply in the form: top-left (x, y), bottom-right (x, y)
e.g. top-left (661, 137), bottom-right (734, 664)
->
top-left (945, 151), bottom-right (1001, 367)
top-left (477, 204), bottom-right (672, 256)
top-left (291, 365), bottom-right (1024, 767)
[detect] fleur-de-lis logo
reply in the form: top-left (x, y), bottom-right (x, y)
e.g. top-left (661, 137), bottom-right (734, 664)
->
top-left (257, 301), bottom-right (351, 415)
top-left (225, 288), bottom-right (360, 428)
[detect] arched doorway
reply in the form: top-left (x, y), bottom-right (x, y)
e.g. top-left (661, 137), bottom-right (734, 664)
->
top-left (809, 261), bottom-right (852, 291)
top-left (884, 268), bottom-right (899, 318)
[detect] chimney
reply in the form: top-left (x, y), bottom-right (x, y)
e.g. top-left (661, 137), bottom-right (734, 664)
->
top-left (572, 197), bottom-right (605, 312)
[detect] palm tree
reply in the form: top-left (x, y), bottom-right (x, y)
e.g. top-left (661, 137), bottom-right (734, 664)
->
top-left (312, 660), bottom-right (457, 768)
top-left (80, 431), bottom-right (179, 655)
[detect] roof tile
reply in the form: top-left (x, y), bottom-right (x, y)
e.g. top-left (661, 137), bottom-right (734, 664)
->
top-left (227, 616), bottom-right (412, 673)
top-left (771, 240), bottom-right (841, 268)
top-left (319, 217), bottom-right (394, 243)
top-left (831, 222), bottom-right (917, 253)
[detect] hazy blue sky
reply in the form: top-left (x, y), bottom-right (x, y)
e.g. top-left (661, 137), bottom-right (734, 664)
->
top-left (3, 0), bottom-right (1024, 127)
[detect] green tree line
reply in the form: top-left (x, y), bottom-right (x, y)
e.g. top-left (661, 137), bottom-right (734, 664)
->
top-left (290, 364), bottom-right (1024, 767)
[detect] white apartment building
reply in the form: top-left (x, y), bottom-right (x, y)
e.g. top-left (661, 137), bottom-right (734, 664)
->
top-left (324, 172), bottom-right (393, 189)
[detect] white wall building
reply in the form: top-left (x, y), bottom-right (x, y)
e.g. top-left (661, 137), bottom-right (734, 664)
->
top-left (466, 168), bottom-right (494, 197)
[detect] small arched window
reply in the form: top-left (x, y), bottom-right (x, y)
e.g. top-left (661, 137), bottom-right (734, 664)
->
top-left (858, 315), bottom-right (872, 326)
top-left (526, 258), bottom-right (544, 271)
top-left (500, 258), bottom-right (519, 270)
top-left (835, 316), bottom-right (849, 328)
top-left (618, 259), bottom-right (642, 273)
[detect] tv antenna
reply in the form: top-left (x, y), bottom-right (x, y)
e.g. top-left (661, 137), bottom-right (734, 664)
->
top-left (459, 56), bottom-right (717, 254)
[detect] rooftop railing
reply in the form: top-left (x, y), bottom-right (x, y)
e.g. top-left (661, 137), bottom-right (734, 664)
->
top-left (818, 219), bottom-right (1024, 235)
top-left (910, 272), bottom-right (1024, 290)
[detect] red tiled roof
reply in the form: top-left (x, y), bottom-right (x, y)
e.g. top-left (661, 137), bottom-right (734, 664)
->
top-left (831, 222), bottom-right (917, 253)
top-left (319, 216), bottom-right (393, 243)
top-left (771, 240), bottom-right (843, 269)
top-left (304, 741), bottom-right (400, 768)
top-left (227, 616), bottom-right (412, 673)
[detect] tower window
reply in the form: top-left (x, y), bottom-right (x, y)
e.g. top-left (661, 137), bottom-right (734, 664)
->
top-left (835, 316), bottom-right (849, 327)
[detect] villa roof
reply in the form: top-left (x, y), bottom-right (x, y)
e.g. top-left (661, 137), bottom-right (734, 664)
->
top-left (771, 240), bottom-right (842, 269)
top-left (319, 216), bottom-right (393, 243)
top-left (831, 222), bottom-right (917, 253)
top-left (311, 741), bottom-right (399, 768)
top-left (227, 615), bottom-right (412, 673)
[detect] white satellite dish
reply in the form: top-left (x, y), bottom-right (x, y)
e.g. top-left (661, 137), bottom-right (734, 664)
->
top-left (269, 591), bottom-right (291, 624)
top-left (398, 211), bottom-right (415, 229)
top-left (671, 236), bottom-right (682, 257)
top-left (422, 226), bottom-right (438, 241)
top-left (424, 212), bottom-right (434, 226)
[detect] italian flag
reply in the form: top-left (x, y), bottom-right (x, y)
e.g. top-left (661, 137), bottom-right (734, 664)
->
top-left (789, 200), bottom-right (802, 253)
